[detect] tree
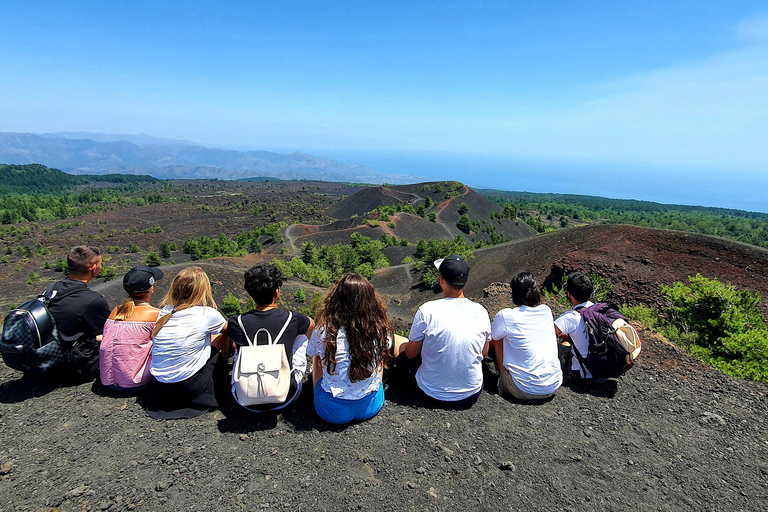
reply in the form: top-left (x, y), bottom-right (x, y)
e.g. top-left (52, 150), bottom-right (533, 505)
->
top-left (458, 202), bottom-right (470, 215)
top-left (294, 289), bottom-right (307, 303)
top-left (221, 292), bottom-right (242, 317)
top-left (159, 242), bottom-right (172, 258)
top-left (145, 252), bottom-right (161, 267)
top-left (457, 214), bottom-right (472, 233)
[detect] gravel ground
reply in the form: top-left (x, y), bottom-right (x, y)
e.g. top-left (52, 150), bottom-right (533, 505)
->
top-left (1, 316), bottom-right (767, 511)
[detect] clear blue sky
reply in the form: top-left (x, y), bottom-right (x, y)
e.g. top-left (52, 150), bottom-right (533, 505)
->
top-left (1, 1), bottom-right (767, 201)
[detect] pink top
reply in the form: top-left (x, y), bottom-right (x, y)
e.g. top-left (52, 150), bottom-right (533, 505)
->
top-left (100, 318), bottom-right (154, 389)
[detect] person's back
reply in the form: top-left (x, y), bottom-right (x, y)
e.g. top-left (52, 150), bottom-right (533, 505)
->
top-left (227, 263), bottom-right (314, 411)
top-left (554, 272), bottom-right (596, 380)
top-left (396, 255), bottom-right (491, 407)
top-left (100, 266), bottom-right (163, 390)
top-left (490, 272), bottom-right (562, 400)
top-left (412, 296), bottom-right (490, 401)
top-left (47, 246), bottom-right (110, 379)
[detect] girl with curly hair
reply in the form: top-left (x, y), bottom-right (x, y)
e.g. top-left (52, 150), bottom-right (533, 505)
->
top-left (307, 273), bottom-right (392, 424)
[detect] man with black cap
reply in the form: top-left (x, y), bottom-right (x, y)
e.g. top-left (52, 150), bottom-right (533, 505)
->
top-left (395, 255), bottom-right (491, 407)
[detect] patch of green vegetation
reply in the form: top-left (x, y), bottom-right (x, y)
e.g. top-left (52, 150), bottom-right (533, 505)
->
top-left (274, 233), bottom-right (390, 287)
top-left (483, 189), bottom-right (768, 249)
top-left (414, 235), bottom-right (475, 288)
top-left (300, 292), bottom-right (324, 318)
top-left (98, 266), bottom-right (117, 281)
top-left (221, 291), bottom-right (242, 318)
top-left (619, 304), bottom-right (659, 329)
top-left (659, 274), bottom-right (768, 383)
top-left (294, 289), bottom-right (306, 303)
top-left (26, 271), bottom-right (41, 285)
top-left (145, 252), bottom-right (161, 267)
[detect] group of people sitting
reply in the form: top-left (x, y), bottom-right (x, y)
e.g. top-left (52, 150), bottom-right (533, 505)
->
top-left (42, 245), bottom-right (603, 424)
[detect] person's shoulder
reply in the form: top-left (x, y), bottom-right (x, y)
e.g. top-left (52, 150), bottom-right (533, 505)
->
top-left (464, 298), bottom-right (489, 314)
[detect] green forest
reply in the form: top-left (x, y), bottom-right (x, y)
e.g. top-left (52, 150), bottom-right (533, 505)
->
top-left (480, 189), bottom-right (768, 248)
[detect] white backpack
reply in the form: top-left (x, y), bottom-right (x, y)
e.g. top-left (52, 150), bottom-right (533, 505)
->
top-left (231, 312), bottom-right (292, 406)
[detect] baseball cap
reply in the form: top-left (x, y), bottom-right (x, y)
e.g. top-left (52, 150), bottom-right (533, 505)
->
top-left (123, 265), bottom-right (164, 293)
top-left (434, 255), bottom-right (469, 287)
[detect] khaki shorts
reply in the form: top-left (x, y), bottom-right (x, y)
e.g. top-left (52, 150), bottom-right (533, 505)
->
top-left (498, 371), bottom-right (555, 401)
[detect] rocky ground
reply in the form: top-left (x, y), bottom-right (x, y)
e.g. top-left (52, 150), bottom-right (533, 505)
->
top-left (1, 287), bottom-right (767, 511)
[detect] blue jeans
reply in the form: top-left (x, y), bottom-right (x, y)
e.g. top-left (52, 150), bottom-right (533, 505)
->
top-left (313, 378), bottom-right (384, 424)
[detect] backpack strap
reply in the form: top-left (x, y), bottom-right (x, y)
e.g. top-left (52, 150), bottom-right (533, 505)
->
top-left (236, 314), bottom-right (254, 347)
top-left (272, 311), bottom-right (292, 345)
top-left (40, 282), bottom-right (82, 305)
top-left (236, 311), bottom-right (293, 347)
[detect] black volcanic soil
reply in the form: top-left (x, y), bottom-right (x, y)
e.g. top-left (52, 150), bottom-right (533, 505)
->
top-left (3, 186), bottom-right (768, 510)
top-left (465, 223), bottom-right (768, 316)
top-left (1, 297), bottom-right (767, 511)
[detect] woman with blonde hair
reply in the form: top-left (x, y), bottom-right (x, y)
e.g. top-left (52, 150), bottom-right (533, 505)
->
top-left (307, 273), bottom-right (392, 424)
top-left (146, 266), bottom-right (231, 419)
top-left (100, 265), bottom-right (163, 391)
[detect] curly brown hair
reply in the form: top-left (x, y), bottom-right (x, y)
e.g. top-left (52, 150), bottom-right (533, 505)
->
top-left (315, 273), bottom-right (392, 383)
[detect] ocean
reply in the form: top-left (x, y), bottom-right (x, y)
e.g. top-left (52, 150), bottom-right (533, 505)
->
top-left (314, 150), bottom-right (768, 214)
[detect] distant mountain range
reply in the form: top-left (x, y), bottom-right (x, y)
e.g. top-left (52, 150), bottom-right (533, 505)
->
top-left (0, 132), bottom-right (424, 184)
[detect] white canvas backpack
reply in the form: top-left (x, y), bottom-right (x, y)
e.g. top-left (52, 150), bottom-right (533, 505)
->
top-left (231, 312), bottom-right (292, 406)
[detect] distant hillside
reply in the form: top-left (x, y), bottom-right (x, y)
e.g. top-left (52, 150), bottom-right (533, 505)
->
top-left (0, 132), bottom-right (423, 184)
top-left (314, 181), bottom-right (535, 248)
top-left (0, 163), bottom-right (157, 194)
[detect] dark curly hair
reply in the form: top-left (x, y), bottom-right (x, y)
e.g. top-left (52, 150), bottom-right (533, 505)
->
top-left (315, 273), bottom-right (392, 383)
top-left (244, 263), bottom-right (284, 305)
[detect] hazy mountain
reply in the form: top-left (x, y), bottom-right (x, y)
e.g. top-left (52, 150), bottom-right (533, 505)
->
top-left (0, 132), bottom-right (423, 184)
top-left (39, 131), bottom-right (201, 146)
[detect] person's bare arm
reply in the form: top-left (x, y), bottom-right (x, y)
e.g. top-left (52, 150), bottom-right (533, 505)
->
top-left (555, 325), bottom-right (571, 342)
top-left (312, 355), bottom-right (323, 388)
top-left (403, 339), bottom-right (423, 359)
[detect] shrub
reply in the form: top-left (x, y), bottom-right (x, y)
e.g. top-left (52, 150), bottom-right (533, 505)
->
top-left (661, 274), bottom-right (768, 382)
top-left (53, 257), bottom-right (68, 273)
top-left (128, 243), bottom-right (140, 253)
top-left (294, 289), bottom-right (306, 303)
top-left (26, 272), bottom-right (41, 285)
top-left (221, 292), bottom-right (242, 317)
top-left (159, 242), bottom-right (173, 258)
top-left (457, 214), bottom-right (471, 233)
top-left (145, 252), bottom-right (161, 267)
top-left (300, 292), bottom-right (324, 318)
top-left (619, 304), bottom-right (659, 329)
top-left (98, 267), bottom-right (117, 281)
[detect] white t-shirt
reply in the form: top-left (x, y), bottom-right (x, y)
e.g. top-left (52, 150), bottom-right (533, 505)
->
top-left (150, 305), bottom-right (226, 383)
top-left (409, 297), bottom-right (491, 401)
top-left (491, 304), bottom-right (562, 395)
top-left (554, 301), bottom-right (594, 379)
top-left (307, 326), bottom-right (391, 400)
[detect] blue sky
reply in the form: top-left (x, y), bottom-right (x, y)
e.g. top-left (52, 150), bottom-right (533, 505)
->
top-left (1, 1), bottom-right (767, 207)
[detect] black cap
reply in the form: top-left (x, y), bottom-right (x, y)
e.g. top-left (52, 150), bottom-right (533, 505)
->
top-left (434, 255), bottom-right (469, 287)
top-left (123, 265), bottom-right (163, 293)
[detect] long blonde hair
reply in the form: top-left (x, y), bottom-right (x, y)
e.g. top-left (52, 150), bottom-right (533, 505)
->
top-left (151, 267), bottom-right (216, 337)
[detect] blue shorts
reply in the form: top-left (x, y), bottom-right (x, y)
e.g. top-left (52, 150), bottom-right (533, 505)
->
top-left (313, 378), bottom-right (384, 424)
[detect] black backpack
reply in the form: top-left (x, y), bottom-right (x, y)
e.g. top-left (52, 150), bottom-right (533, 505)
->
top-left (0, 284), bottom-right (78, 374)
top-left (571, 303), bottom-right (642, 379)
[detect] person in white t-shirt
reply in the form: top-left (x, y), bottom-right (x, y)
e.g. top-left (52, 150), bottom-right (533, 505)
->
top-left (308, 273), bottom-right (393, 424)
top-left (146, 267), bottom-right (231, 419)
top-left (490, 271), bottom-right (562, 400)
top-left (395, 255), bottom-right (491, 408)
top-left (554, 272), bottom-right (596, 381)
